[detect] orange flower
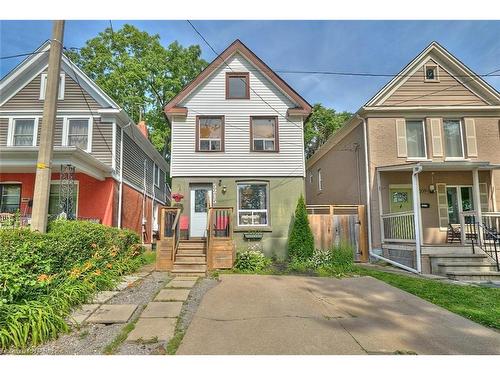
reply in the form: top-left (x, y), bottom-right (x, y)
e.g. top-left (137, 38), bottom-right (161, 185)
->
top-left (70, 268), bottom-right (81, 278)
top-left (94, 270), bottom-right (102, 276)
top-left (91, 243), bottom-right (97, 249)
top-left (37, 274), bottom-right (49, 282)
top-left (106, 263), bottom-right (113, 269)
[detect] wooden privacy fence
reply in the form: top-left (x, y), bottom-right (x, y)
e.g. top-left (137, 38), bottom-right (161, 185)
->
top-left (306, 205), bottom-right (368, 262)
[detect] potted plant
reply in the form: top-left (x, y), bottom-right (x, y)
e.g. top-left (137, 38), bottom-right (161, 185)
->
top-left (171, 193), bottom-right (184, 208)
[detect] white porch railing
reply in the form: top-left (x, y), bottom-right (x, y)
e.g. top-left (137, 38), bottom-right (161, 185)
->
top-left (483, 212), bottom-right (500, 234)
top-left (381, 211), bottom-right (416, 242)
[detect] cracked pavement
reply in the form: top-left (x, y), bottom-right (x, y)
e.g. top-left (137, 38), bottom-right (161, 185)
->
top-left (176, 274), bottom-right (500, 354)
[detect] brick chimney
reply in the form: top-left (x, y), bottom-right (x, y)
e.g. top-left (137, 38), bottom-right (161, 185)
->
top-left (137, 121), bottom-right (149, 139)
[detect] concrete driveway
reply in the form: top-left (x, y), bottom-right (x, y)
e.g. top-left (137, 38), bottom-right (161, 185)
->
top-left (177, 274), bottom-right (500, 355)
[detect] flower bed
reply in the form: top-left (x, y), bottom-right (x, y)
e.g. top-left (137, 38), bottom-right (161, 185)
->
top-left (0, 220), bottom-right (146, 350)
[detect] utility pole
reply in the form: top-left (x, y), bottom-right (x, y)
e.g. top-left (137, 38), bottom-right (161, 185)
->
top-left (31, 20), bottom-right (65, 232)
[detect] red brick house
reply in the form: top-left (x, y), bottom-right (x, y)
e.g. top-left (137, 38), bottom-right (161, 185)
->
top-left (0, 41), bottom-right (169, 243)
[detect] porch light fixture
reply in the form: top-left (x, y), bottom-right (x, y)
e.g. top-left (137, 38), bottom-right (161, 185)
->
top-left (221, 185), bottom-right (227, 194)
top-left (429, 184), bottom-right (436, 194)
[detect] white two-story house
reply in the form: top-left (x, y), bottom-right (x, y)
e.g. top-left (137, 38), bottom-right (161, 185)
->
top-left (162, 39), bottom-right (311, 271)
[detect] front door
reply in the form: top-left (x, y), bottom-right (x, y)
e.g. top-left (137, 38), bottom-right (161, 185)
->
top-left (389, 186), bottom-right (413, 213)
top-left (446, 186), bottom-right (474, 224)
top-left (189, 185), bottom-right (212, 238)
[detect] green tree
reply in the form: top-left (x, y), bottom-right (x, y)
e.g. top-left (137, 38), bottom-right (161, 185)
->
top-left (304, 104), bottom-right (352, 159)
top-left (288, 195), bottom-right (315, 260)
top-left (66, 24), bottom-right (208, 158)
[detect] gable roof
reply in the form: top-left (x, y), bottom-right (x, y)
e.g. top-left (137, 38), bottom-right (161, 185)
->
top-left (365, 41), bottom-right (500, 108)
top-left (164, 39), bottom-right (312, 117)
top-left (0, 40), bottom-right (120, 109)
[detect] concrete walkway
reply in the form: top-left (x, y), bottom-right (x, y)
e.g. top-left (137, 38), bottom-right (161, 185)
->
top-left (177, 274), bottom-right (500, 355)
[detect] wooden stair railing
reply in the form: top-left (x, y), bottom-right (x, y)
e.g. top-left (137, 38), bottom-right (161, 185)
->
top-left (156, 207), bottom-right (181, 271)
top-left (206, 207), bottom-right (234, 270)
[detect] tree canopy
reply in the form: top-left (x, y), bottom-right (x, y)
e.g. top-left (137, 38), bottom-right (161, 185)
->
top-left (303, 104), bottom-right (353, 159)
top-left (66, 24), bottom-right (208, 157)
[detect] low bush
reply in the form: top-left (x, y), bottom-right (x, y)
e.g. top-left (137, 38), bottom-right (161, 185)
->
top-left (234, 249), bottom-right (271, 273)
top-left (288, 243), bottom-right (355, 277)
top-left (0, 220), bottom-right (145, 350)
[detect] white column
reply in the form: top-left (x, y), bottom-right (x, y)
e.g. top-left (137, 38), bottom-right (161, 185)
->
top-left (377, 169), bottom-right (384, 244)
top-left (412, 166), bottom-right (423, 273)
top-left (472, 168), bottom-right (482, 244)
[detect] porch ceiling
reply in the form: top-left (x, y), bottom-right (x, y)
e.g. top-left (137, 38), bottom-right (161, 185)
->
top-left (0, 146), bottom-right (112, 180)
top-left (377, 161), bottom-right (500, 172)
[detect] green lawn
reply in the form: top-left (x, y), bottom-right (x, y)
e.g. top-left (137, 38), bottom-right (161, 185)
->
top-left (354, 266), bottom-right (500, 330)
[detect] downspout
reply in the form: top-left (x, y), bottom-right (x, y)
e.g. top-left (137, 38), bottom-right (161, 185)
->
top-left (358, 115), bottom-right (373, 257)
top-left (412, 165), bottom-right (423, 273)
top-left (117, 125), bottom-right (125, 228)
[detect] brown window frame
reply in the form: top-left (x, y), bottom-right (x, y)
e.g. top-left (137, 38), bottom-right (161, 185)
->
top-left (249, 116), bottom-right (279, 153)
top-left (226, 72), bottom-right (250, 99)
top-left (195, 115), bottom-right (225, 152)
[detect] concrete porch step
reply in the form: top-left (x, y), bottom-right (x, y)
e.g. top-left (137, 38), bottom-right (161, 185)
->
top-left (429, 254), bottom-right (489, 262)
top-left (446, 271), bottom-right (500, 281)
top-left (170, 271), bottom-right (206, 277)
top-left (437, 262), bottom-right (498, 273)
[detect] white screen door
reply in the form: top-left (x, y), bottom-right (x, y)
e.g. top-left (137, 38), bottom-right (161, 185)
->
top-left (190, 185), bottom-right (212, 238)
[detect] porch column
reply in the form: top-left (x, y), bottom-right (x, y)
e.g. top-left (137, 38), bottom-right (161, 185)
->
top-left (412, 166), bottom-right (423, 273)
top-left (472, 168), bottom-right (483, 244)
top-left (376, 169), bottom-right (384, 244)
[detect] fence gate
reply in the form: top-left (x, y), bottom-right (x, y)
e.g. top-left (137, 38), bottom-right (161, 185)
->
top-left (307, 205), bottom-right (368, 262)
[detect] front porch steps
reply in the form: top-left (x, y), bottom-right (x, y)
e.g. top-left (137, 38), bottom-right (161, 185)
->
top-left (171, 239), bottom-right (207, 277)
top-left (429, 253), bottom-right (500, 281)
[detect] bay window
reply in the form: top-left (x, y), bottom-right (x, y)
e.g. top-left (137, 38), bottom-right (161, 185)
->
top-left (251, 117), bottom-right (278, 151)
top-left (237, 183), bottom-right (268, 226)
top-left (443, 119), bottom-right (464, 159)
top-left (406, 120), bottom-right (426, 159)
top-left (197, 116), bottom-right (224, 151)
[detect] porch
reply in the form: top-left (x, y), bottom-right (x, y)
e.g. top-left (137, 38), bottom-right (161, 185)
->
top-left (375, 161), bottom-right (500, 277)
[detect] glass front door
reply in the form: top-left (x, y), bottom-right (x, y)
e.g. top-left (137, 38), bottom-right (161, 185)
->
top-left (446, 186), bottom-right (474, 224)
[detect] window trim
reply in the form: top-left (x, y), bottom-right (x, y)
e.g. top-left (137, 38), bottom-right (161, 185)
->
top-left (250, 116), bottom-right (279, 152)
top-left (0, 183), bottom-right (22, 213)
top-left (48, 180), bottom-right (79, 217)
top-left (7, 117), bottom-right (39, 147)
top-left (195, 115), bottom-right (225, 152)
top-left (236, 182), bottom-right (269, 227)
top-left (40, 73), bottom-right (65, 100)
top-left (423, 63), bottom-right (439, 83)
top-left (318, 168), bottom-right (323, 192)
top-left (226, 72), bottom-right (250, 100)
top-left (62, 116), bottom-right (93, 152)
top-left (405, 119), bottom-right (428, 161)
top-left (443, 118), bottom-right (465, 161)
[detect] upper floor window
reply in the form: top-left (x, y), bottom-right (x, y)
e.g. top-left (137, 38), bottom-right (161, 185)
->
top-left (40, 73), bottom-right (65, 100)
top-left (64, 117), bottom-right (92, 152)
top-left (318, 168), bottom-right (323, 191)
top-left (0, 184), bottom-right (21, 213)
top-left (9, 118), bottom-right (38, 146)
top-left (406, 120), bottom-right (427, 159)
top-left (443, 119), bottom-right (464, 159)
top-left (226, 72), bottom-right (249, 99)
top-left (251, 117), bottom-right (278, 152)
top-left (424, 63), bottom-right (439, 82)
top-left (154, 164), bottom-right (161, 187)
top-left (196, 116), bottom-right (224, 152)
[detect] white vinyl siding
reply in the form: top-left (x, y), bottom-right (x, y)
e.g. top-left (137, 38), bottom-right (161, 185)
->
top-left (170, 53), bottom-right (304, 177)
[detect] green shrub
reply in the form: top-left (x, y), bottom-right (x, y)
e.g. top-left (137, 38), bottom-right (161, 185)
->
top-left (287, 195), bottom-right (315, 260)
top-left (234, 250), bottom-right (271, 273)
top-left (0, 220), bottom-right (145, 350)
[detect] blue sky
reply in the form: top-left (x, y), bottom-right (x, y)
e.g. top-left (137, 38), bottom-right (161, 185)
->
top-left (1, 20), bottom-right (499, 112)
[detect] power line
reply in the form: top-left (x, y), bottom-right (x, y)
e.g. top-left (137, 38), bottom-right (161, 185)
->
top-left (0, 50), bottom-right (48, 60)
top-left (275, 69), bottom-right (500, 78)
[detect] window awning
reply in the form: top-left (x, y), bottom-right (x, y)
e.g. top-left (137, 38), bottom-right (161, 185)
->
top-left (377, 161), bottom-right (500, 172)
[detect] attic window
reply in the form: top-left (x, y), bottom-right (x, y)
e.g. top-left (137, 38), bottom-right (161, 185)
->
top-left (226, 72), bottom-right (249, 99)
top-left (40, 73), bottom-right (65, 100)
top-left (424, 64), bottom-right (439, 82)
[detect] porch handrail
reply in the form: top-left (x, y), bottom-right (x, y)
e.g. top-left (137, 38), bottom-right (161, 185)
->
top-left (206, 207), bottom-right (233, 270)
top-left (381, 211), bottom-right (415, 242)
top-left (469, 218), bottom-right (500, 272)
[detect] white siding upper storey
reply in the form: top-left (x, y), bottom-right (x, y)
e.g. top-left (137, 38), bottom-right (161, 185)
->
top-left (170, 53), bottom-right (306, 177)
